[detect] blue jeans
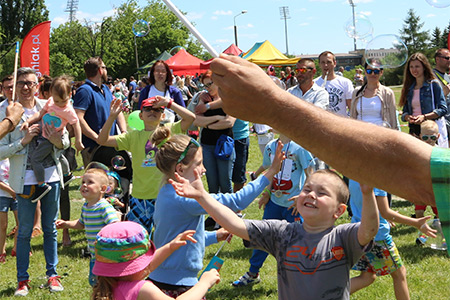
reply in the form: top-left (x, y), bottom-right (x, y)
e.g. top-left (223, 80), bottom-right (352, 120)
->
top-left (202, 144), bottom-right (235, 194)
top-left (249, 200), bottom-right (299, 274)
top-left (16, 182), bottom-right (60, 282)
top-left (232, 137), bottom-right (249, 184)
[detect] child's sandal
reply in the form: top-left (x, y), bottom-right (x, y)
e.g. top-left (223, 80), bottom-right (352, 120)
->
top-left (0, 253), bottom-right (6, 263)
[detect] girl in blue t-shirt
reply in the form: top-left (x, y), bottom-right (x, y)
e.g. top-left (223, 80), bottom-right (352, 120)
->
top-left (148, 133), bottom-right (285, 297)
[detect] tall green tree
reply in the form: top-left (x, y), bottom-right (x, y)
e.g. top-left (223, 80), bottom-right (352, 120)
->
top-left (399, 9), bottom-right (429, 55)
top-left (431, 27), bottom-right (442, 48)
top-left (0, 0), bottom-right (49, 42)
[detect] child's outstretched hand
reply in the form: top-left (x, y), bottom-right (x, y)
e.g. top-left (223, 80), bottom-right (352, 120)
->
top-left (169, 230), bottom-right (197, 251)
top-left (288, 195), bottom-right (300, 216)
top-left (20, 121), bottom-right (29, 131)
top-left (359, 183), bottom-right (374, 195)
top-left (109, 98), bottom-right (123, 117)
top-left (55, 219), bottom-right (67, 229)
top-left (258, 190), bottom-right (270, 209)
top-left (199, 269), bottom-right (221, 287)
top-left (169, 170), bottom-right (206, 200)
top-left (74, 140), bottom-right (85, 153)
top-left (416, 216), bottom-right (438, 238)
top-left (216, 228), bottom-right (233, 243)
top-left (265, 140), bottom-right (285, 179)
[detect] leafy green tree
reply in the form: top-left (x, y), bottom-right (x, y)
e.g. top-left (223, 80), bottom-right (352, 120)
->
top-left (399, 9), bottom-right (429, 55)
top-left (0, 0), bottom-right (49, 42)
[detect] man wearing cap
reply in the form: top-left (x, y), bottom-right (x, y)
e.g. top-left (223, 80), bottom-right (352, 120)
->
top-left (73, 57), bottom-right (128, 167)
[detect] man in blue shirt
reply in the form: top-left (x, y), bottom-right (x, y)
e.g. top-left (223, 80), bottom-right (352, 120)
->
top-left (73, 57), bottom-right (127, 166)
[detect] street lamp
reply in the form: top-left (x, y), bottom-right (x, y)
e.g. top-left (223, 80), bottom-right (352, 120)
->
top-left (234, 10), bottom-right (247, 47)
top-left (348, 0), bottom-right (357, 51)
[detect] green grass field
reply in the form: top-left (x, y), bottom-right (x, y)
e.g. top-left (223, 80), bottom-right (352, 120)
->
top-left (1, 88), bottom-right (449, 299)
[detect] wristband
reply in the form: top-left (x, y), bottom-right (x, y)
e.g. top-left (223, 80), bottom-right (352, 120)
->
top-left (263, 188), bottom-right (271, 195)
top-left (423, 114), bottom-right (427, 120)
top-left (3, 117), bottom-right (15, 131)
top-left (167, 99), bottom-right (173, 109)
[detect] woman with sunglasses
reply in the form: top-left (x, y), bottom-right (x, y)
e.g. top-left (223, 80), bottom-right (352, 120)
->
top-left (97, 96), bottom-right (195, 234)
top-left (349, 59), bottom-right (436, 300)
top-left (350, 60), bottom-right (398, 129)
top-left (148, 134), bottom-right (284, 297)
top-left (399, 52), bottom-right (447, 143)
top-left (193, 70), bottom-right (236, 194)
top-left (137, 60), bottom-right (186, 111)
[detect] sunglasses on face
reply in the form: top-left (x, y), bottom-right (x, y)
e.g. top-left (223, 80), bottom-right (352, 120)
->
top-left (296, 67), bottom-right (314, 74)
top-left (142, 106), bottom-right (164, 113)
top-left (421, 134), bottom-right (438, 141)
top-left (203, 82), bottom-right (214, 88)
top-left (177, 138), bottom-right (200, 163)
top-left (16, 81), bottom-right (37, 88)
top-left (438, 56), bottom-right (450, 60)
top-left (366, 69), bottom-right (381, 75)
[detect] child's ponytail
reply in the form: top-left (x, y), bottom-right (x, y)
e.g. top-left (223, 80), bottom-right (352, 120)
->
top-left (151, 124), bottom-right (171, 148)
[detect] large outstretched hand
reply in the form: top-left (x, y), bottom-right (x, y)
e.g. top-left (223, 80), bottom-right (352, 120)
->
top-left (169, 169), bottom-right (206, 200)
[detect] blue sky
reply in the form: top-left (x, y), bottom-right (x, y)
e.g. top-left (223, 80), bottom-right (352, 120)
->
top-left (45, 0), bottom-right (450, 56)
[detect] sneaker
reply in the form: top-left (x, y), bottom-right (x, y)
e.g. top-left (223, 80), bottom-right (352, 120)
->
top-left (232, 272), bottom-right (261, 287)
top-left (416, 235), bottom-right (428, 246)
top-left (46, 276), bottom-right (63, 292)
top-left (14, 280), bottom-right (30, 297)
top-left (63, 173), bottom-right (76, 187)
top-left (31, 184), bottom-right (52, 203)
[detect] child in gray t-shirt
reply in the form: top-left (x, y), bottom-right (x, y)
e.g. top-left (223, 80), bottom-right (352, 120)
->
top-left (170, 145), bottom-right (379, 300)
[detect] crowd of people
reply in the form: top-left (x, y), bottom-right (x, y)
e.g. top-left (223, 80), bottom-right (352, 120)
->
top-left (0, 47), bottom-right (448, 300)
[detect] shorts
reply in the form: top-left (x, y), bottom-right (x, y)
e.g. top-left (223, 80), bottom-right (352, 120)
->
top-left (352, 239), bottom-right (403, 276)
top-left (0, 196), bottom-right (17, 212)
top-left (232, 137), bottom-right (249, 184)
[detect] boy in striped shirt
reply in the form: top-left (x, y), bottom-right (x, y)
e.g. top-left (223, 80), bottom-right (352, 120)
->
top-left (55, 168), bottom-right (119, 286)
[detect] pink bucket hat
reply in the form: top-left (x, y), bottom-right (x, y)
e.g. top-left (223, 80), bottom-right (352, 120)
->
top-left (92, 221), bottom-right (156, 277)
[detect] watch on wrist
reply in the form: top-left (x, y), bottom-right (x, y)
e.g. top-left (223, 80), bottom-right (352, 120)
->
top-left (205, 103), bottom-right (211, 110)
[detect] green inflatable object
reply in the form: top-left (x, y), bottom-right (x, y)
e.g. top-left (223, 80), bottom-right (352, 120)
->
top-left (127, 110), bottom-right (144, 131)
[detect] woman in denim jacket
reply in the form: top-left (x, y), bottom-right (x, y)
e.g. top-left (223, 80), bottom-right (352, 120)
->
top-left (399, 52), bottom-right (448, 137)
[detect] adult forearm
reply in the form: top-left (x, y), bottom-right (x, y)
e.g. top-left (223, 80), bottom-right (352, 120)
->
top-left (274, 99), bottom-right (433, 205)
top-left (210, 55), bottom-right (434, 205)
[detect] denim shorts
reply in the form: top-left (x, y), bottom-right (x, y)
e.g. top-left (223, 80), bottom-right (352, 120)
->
top-left (0, 196), bottom-right (18, 212)
top-left (232, 137), bottom-right (249, 184)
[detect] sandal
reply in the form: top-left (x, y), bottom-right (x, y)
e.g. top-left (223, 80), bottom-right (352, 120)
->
top-left (31, 227), bottom-right (43, 238)
top-left (0, 253), bottom-right (6, 263)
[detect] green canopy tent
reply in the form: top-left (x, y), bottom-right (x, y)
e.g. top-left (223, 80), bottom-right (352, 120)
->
top-left (137, 51), bottom-right (172, 74)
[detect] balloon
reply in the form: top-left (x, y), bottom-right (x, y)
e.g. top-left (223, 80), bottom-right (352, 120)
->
top-left (425, 0), bottom-right (450, 8)
top-left (111, 155), bottom-right (126, 171)
top-left (365, 35), bottom-right (408, 69)
top-left (344, 14), bottom-right (373, 40)
top-left (127, 110), bottom-right (144, 131)
top-left (169, 46), bottom-right (185, 56)
top-left (132, 19), bottom-right (150, 37)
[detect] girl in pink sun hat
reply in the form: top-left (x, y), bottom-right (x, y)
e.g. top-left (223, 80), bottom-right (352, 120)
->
top-left (92, 221), bottom-right (220, 300)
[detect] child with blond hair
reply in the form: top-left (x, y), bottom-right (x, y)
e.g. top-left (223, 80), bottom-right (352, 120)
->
top-left (55, 168), bottom-right (119, 286)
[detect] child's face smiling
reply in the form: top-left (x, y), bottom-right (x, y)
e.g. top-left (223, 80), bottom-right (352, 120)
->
top-left (297, 173), bottom-right (345, 225)
top-left (80, 173), bottom-right (106, 202)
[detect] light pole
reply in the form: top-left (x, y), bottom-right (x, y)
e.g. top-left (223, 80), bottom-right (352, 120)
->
top-left (348, 0), bottom-right (357, 51)
top-left (279, 6), bottom-right (290, 55)
top-left (234, 10), bottom-right (247, 47)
